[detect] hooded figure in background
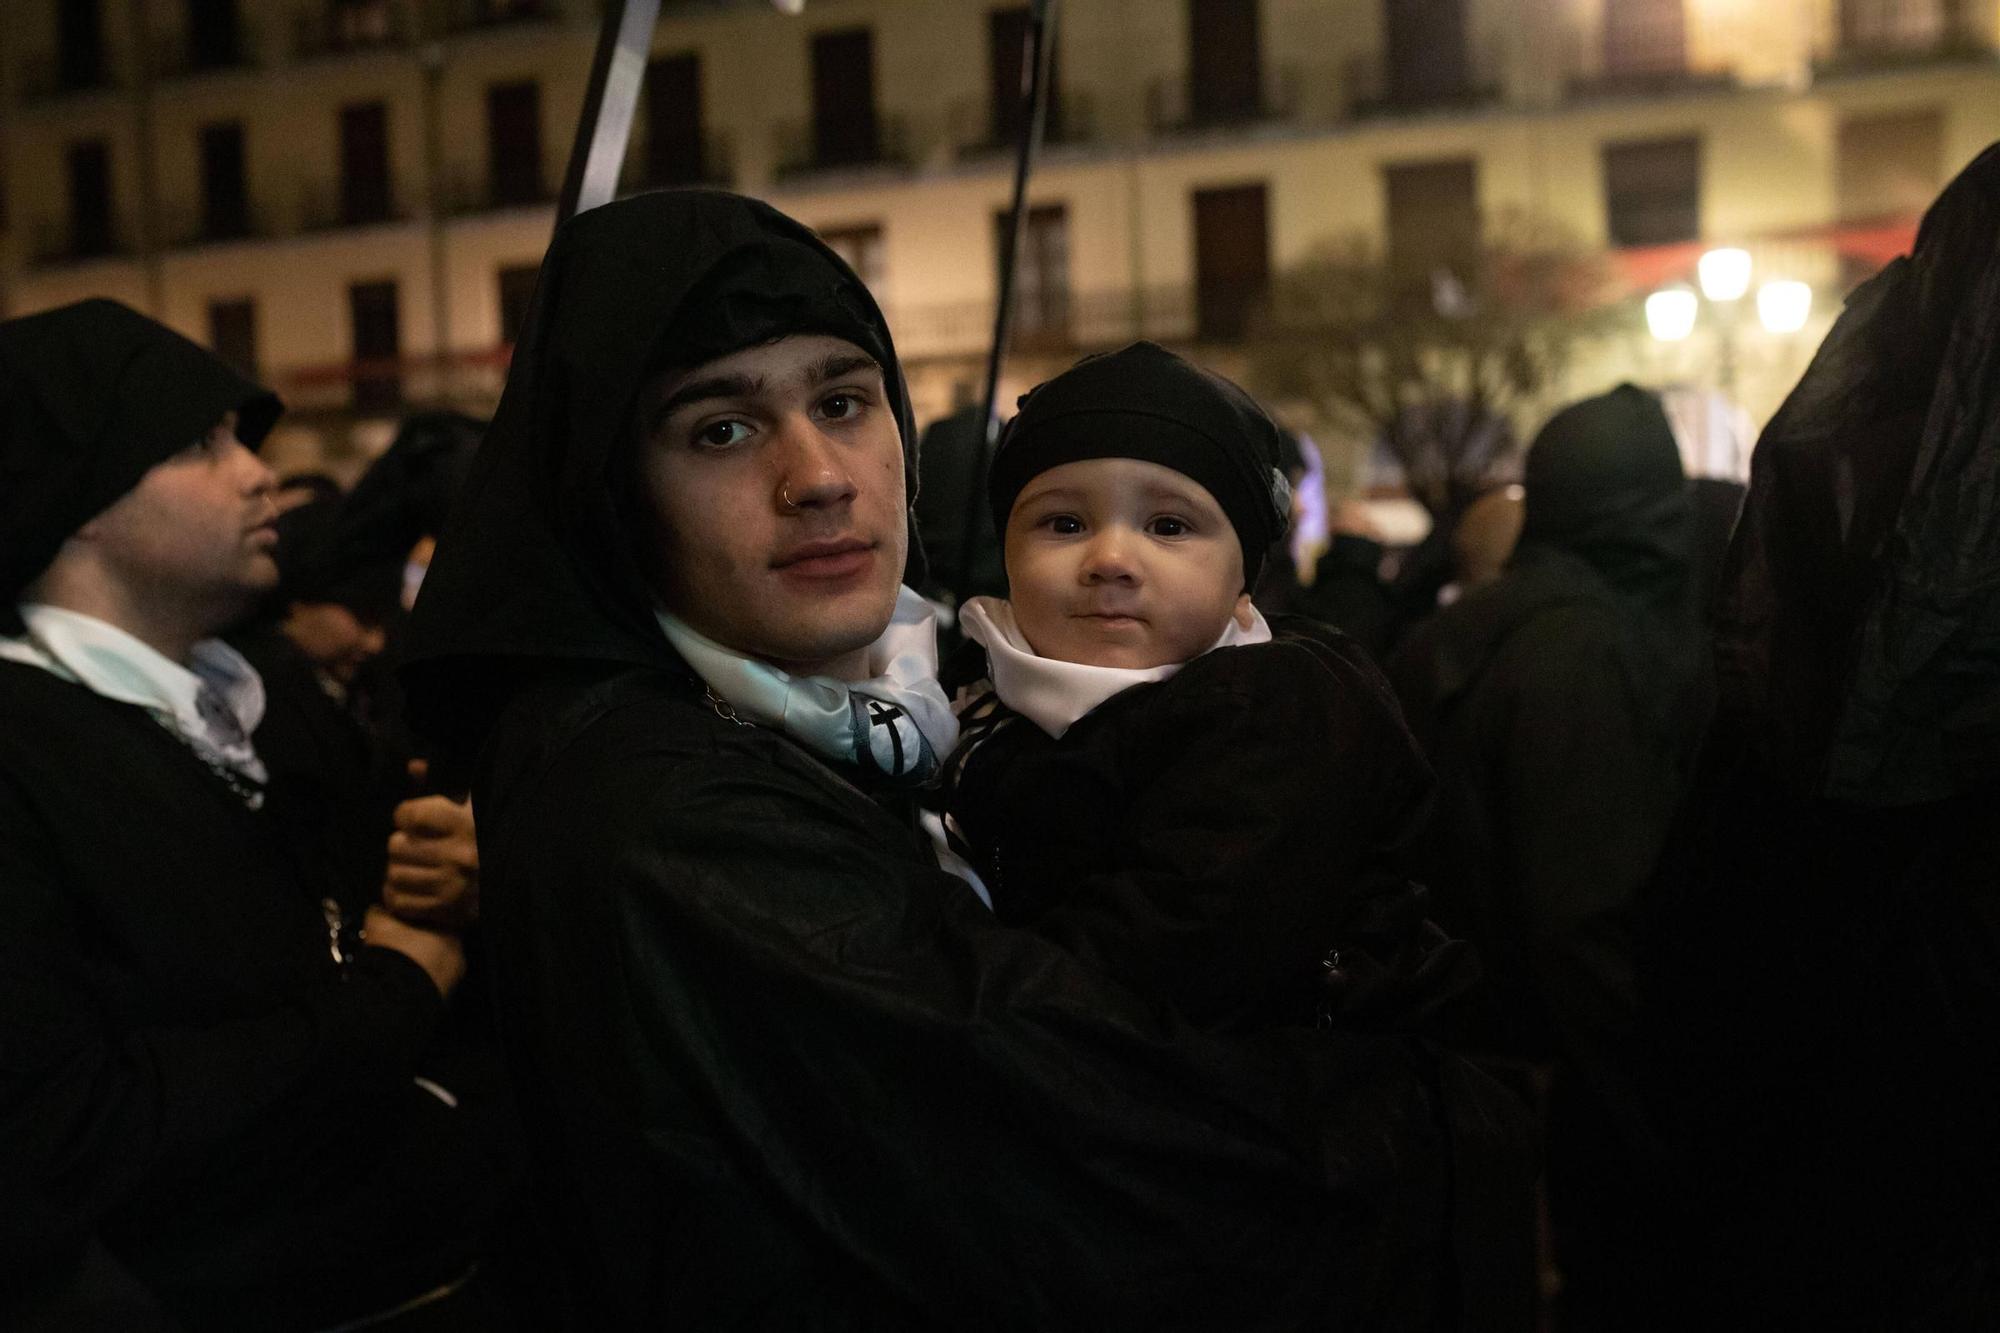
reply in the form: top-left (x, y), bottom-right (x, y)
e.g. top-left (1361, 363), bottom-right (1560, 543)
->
top-left (403, 190), bottom-right (1527, 1330)
top-left (1647, 142), bottom-right (2000, 1327)
top-left (0, 300), bottom-right (502, 1330)
top-left (1388, 384), bottom-right (1709, 1329)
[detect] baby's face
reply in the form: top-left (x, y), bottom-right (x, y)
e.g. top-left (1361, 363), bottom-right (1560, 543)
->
top-left (1004, 457), bottom-right (1251, 669)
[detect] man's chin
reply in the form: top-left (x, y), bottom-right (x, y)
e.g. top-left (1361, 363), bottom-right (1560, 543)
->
top-left (756, 587), bottom-right (901, 674)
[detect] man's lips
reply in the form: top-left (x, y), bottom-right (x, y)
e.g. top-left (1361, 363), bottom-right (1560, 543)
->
top-left (772, 537), bottom-right (876, 578)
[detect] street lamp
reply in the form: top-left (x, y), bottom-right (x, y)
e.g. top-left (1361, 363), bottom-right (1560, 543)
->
top-left (1649, 247), bottom-right (1811, 397)
top-left (1757, 279), bottom-right (1813, 334)
top-left (1645, 285), bottom-right (1699, 342)
top-left (1696, 246), bottom-right (1752, 396)
top-left (1697, 247), bottom-right (1754, 303)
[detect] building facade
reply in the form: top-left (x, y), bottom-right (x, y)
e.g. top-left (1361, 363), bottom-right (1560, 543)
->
top-left (3, 0), bottom-right (1998, 476)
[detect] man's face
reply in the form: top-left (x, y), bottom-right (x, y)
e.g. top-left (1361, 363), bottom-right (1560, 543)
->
top-left (82, 414), bottom-right (281, 623)
top-left (1004, 457), bottom-right (1250, 669)
top-left (636, 334), bottom-right (907, 677)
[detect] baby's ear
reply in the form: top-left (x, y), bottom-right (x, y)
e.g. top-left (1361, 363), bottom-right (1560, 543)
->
top-left (1232, 593), bottom-right (1255, 629)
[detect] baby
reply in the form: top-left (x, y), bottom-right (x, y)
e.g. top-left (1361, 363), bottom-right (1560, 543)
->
top-left (937, 342), bottom-right (1452, 1032)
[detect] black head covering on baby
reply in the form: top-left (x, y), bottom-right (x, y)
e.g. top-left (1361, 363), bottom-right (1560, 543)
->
top-left (987, 341), bottom-right (1292, 589)
top-left (0, 298), bottom-right (281, 623)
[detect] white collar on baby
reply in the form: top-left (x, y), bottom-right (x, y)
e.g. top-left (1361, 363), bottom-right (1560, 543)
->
top-left (0, 602), bottom-right (269, 796)
top-left (957, 595), bottom-right (1271, 740)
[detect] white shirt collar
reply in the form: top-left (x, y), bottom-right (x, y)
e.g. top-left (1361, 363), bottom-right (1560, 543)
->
top-left (655, 585), bottom-right (960, 783)
top-left (958, 596), bottom-right (1271, 739)
top-left (0, 603), bottom-right (268, 789)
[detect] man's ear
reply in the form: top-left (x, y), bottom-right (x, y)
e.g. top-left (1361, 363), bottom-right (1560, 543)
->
top-left (1232, 592), bottom-right (1255, 629)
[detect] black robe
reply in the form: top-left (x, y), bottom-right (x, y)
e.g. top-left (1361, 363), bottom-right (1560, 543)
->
top-left (940, 623), bottom-right (1468, 1035)
top-left (1645, 141), bottom-right (2000, 1326)
top-left (404, 189), bottom-right (1534, 1330)
top-left (0, 663), bottom-right (501, 1330)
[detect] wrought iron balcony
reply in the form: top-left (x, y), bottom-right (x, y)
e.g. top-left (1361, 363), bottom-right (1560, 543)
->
top-left (947, 91), bottom-right (1097, 160)
top-left (17, 52), bottom-right (120, 104)
top-left (1146, 66), bottom-right (1303, 136)
top-left (619, 131), bottom-right (735, 192)
top-left (27, 218), bottom-right (135, 268)
top-left (773, 114), bottom-right (915, 180)
top-left (294, 3), bottom-right (414, 61)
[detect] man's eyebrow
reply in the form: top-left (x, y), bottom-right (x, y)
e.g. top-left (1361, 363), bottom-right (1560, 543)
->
top-left (653, 372), bottom-right (764, 425)
top-left (808, 352), bottom-right (883, 385)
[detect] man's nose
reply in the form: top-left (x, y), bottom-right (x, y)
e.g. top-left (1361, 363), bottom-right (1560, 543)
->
top-left (233, 442), bottom-right (278, 496)
top-left (772, 417), bottom-right (857, 512)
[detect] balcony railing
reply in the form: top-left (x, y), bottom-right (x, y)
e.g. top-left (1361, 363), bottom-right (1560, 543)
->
top-left (1146, 66), bottom-right (1303, 136)
top-left (947, 91), bottom-right (1097, 159)
top-left (1818, 0), bottom-right (1994, 75)
top-left (444, 0), bottom-right (562, 34)
top-left (619, 132), bottom-right (735, 192)
top-left (773, 114), bottom-right (915, 180)
top-left (440, 166), bottom-right (556, 216)
top-left (298, 182), bottom-right (411, 231)
top-left (28, 218), bottom-right (136, 268)
top-left (1344, 47), bottom-right (1501, 120)
top-left (294, 3), bottom-right (414, 61)
top-left (162, 201), bottom-right (285, 249)
top-left (17, 53), bottom-right (120, 104)
top-left (150, 18), bottom-right (264, 80)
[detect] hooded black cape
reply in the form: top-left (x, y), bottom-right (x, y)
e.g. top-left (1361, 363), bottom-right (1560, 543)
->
top-left (1386, 387), bottom-right (1710, 1326)
top-left (404, 190), bottom-right (1529, 1329)
top-left (1644, 143), bottom-right (2000, 1326)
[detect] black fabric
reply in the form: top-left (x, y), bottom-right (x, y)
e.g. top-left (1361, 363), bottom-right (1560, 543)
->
top-left (231, 622), bottom-right (400, 901)
top-left (1387, 389), bottom-right (1710, 1327)
top-left (1711, 141), bottom-right (2000, 806)
top-left (295, 413), bottom-right (486, 623)
top-left (1642, 140), bottom-right (2000, 1326)
top-left (1388, 383), bottom-right (1706, 1060)
top-left (0, 299), bottom-right (281, 616)
top-left (939, 622), bottom-right (1468, 1035)
top-left (987, 341), bottom-right (1291, 589)
top-left (0, 662), bottom-right (502, 1330)
top-left (403, 189), bottom-right (1532, 1327)
top-left (909, 403), bottom-right (1006, 611)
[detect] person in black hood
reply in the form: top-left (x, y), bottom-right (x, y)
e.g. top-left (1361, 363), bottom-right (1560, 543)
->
top-left (1388, 384), bottom-right (1710, 1329)
top-left (0, 299), bottom-right (504, 1329)
top-left (1645, 142), bottom-right (2000, 1327)
top-left (402, 189), bottom-right (1531, 1330)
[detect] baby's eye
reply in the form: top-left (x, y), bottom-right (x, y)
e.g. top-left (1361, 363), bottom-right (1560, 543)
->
top-left (695, 420), bottom-right (752, 449)
top-left (1043, 514), bottom-right (1084, 535)
top-left (1148, 516), bottom-right (1191, 537)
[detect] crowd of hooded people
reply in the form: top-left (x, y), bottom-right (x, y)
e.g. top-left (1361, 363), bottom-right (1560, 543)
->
top-left (1, 141), bottom-right (1996, 1333)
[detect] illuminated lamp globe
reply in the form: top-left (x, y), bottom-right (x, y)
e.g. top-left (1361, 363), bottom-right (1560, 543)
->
top-left (1645, 286), bottom-right (1700, 342)
top-left (1697, 247), bottom-right (1754, 303)
top-left (1758, 279), bottom-right (1813, 334)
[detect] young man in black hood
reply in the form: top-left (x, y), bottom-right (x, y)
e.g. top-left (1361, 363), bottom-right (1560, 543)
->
top-left (0, 300), bottom-right (504, 1328)
top-left (405, 189), bottom-right (1529, 1330)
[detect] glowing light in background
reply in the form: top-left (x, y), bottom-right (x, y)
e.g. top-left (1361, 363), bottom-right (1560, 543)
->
top-left (1757, 279), bottom-right (1813, 333)
top-left (1646, 286), bottom-right (1700, 341)
top-left (1697, 246), bottom-right (1754, 302)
